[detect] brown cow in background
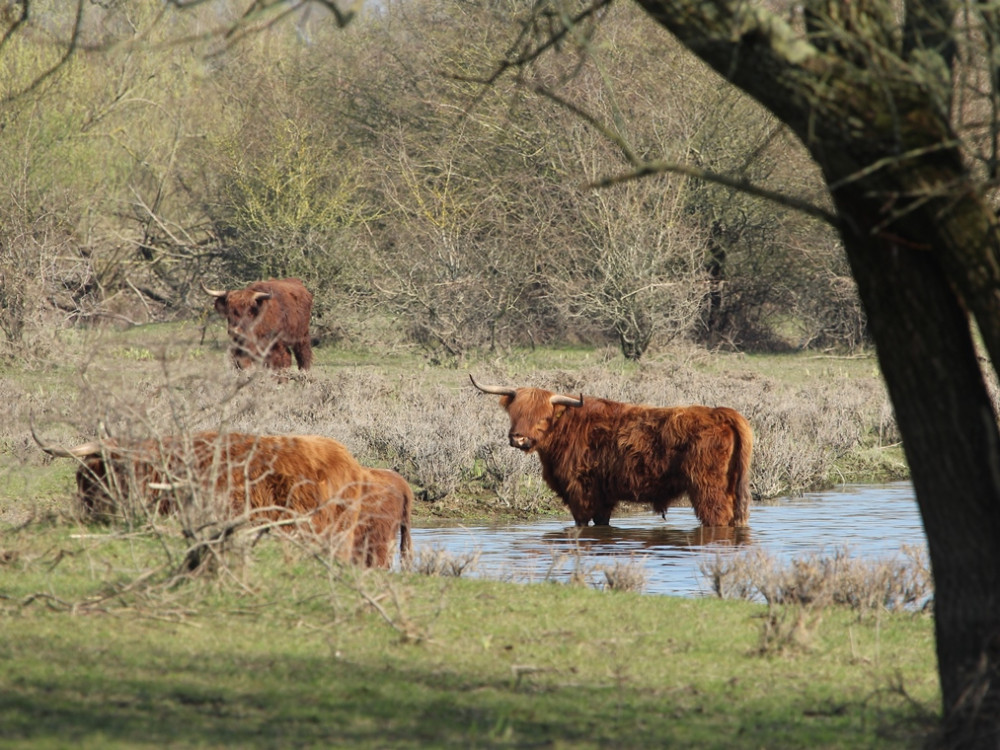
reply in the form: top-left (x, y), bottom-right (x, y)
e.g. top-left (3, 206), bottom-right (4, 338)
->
top-left (471, 375), bottom-right (754, 528)
top-left (203, 278), bottom-right (313, 370)
top-left (34, 430), bottom-right (411, 568)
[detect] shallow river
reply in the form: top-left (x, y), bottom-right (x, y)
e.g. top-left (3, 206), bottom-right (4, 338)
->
top-left (410, 483), bottom-right (926, 597)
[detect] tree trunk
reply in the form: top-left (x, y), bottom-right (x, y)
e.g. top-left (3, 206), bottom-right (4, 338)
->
top-left (835, 184), bottom-right (1000, 746)
top-left (629, 0), bottom-right (1000, 743)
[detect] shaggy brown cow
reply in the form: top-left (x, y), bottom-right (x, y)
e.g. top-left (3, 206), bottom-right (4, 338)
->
top-left (203, 278), bottom-right (313, 370)
top-left (35, 430), bottom-right (411, 568)
top-left (471, 375), bottom-right (754, 528)
top-left (356, 468), bottom-right (414, 568)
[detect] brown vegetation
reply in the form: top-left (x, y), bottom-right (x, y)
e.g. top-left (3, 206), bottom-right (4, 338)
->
top-left (0, 1), bottom-right (855, 367)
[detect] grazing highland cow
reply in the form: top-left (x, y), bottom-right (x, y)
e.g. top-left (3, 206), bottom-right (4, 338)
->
top-left (34, 429), bottom-right (411, 568)
top-left (471, 375), bottom-right (753, 528)
top-left (203, 278), bottom-right (313, 370)
top-left (357, 468), bottom-right (414, 568)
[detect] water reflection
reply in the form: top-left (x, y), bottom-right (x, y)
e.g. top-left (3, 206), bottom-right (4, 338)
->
top-left (540, 523), bottom-right (753, 551)
top-left (411, 483), bottom-right (926, 598)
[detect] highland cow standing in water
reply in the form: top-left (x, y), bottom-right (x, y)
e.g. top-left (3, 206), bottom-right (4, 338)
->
top-left (471, 375), bottom-right (753, 528)
top-left (203, 278), bottom-right (313, 370)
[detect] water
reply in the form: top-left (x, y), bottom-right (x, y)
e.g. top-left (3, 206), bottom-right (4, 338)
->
top-left (410, 483), bottom-right (926, 597)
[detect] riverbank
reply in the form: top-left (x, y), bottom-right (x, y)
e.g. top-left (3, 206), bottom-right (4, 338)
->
top-left (1, 517), bottom-right (938, 749)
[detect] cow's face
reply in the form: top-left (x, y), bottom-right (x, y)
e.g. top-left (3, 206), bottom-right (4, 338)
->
top-left (500, 389), bottom-right (577, 453)
top-left (470, 376), bottom-right (583, 454)
top-left (215, 291), bottom-right (271, 348)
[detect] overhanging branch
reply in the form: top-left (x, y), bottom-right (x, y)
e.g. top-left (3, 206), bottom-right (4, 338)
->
top-left (589, 160), bottom-right (837, 226)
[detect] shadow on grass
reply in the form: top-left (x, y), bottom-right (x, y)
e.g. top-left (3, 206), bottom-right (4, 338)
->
top-left (1, 641), bottom-right (934, 749)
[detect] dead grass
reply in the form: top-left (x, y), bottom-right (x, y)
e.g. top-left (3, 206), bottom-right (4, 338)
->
top-left (701, 545), bottom-right (932, 615)
top-left (699, 545), bottom-right (932, 657)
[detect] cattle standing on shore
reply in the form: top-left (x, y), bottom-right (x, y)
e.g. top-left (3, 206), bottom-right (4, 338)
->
top-left (202, 278), bottom-right (313, 370)
top-left (34, 430), bottom-right (411, 568)
top-left (470, 375), bottom-right (753, 528)
top-left (358, 468), bottom-right (414, 568)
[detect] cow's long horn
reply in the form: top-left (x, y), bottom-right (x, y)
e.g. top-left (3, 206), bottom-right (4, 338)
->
top-left (30, 419), bottom-right (102, 458)
top-left (251, 291), bottom-right (272, 302)
top-left (550, 393), bottom-right (584, 408)
top-left (200, 281), bottom-right (227, 298)
top-left (148, 482), bottom-right (181, 491)
top-left (469, 374), bottom-right (517, 397)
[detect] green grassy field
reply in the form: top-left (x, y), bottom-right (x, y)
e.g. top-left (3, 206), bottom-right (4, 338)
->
top-left (0, 518), bottom-right (938, 749)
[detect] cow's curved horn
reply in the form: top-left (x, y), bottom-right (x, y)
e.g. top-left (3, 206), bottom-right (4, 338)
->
top-left (251, 291), bottom-right (272, 302)
top-left (147, 482), bottom-right (180, 491)
top-left (200, 281), bottom-right (227, 298)
top-left (30, 419), bottom-right (102, 458)
top-left (469, 374), bottom-right (517, 397)
top-left (550, 393), bottom-right (584, 408)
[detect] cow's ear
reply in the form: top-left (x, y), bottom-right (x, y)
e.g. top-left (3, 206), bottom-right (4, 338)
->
top-left (499, 394), bottom-right (514, 410)
top-left (213, 295), bottom-right (227, 313)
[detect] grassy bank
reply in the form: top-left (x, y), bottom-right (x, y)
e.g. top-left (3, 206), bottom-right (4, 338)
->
top-left (1, 518), bottom-right (937, 749)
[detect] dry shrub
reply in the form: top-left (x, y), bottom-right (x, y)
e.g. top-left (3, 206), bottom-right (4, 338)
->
top-left (599, 556), bottom-right (649, 593)
top-left (701, 545), bottom-right (932, 616)
top-left (410, 546), bottom-right (480, 577)
top-left (702, 545), bottom-right (931, 656)
top-left (756, 601), bottom-right (826, 655)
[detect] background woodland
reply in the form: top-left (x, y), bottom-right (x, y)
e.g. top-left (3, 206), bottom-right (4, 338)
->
top-left (0, 0), bottom-right (862, 365)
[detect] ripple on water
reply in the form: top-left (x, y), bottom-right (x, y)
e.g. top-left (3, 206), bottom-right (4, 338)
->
top-left (410, 483), bottom-right (927, 597)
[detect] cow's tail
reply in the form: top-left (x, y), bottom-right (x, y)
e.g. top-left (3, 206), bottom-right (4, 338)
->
top-left (729, 412), bottom-right (754, 527)
top-left (399, 480), bottom-right (413, 567)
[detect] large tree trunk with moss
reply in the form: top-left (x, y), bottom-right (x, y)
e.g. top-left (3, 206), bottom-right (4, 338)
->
top-left (837, 181), bottom-right (1000, 745)
top-left (631, 0), bottom-right (1000, 743)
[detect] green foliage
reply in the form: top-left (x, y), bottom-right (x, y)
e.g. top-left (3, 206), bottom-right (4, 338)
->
top-left (206, 114), bottom-right (376, 285)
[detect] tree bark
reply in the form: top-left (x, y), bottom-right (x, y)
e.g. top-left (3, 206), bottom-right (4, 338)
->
top-left (630, 0), bottom-right (1000, 743)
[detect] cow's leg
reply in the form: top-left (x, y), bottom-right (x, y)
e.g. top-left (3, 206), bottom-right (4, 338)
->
top-left (233, 349), bottom-right (253, 369)
top-left (684, 436), bottom-right (738, 527)
top-left (688, 482), bottom-right (734, 527)
top-left (292, 339), bottom-right (313, 370)
top-left (567, 503), bottom-right (593, 526)
top-left (267, 343), bottom-right (293, 369)
top-left (592, 510), bottom-right (613, 526)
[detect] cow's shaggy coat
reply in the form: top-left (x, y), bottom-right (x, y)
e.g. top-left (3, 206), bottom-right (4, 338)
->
top-left (40, 431), bottom-right (411, 568)
top-left (472, 377), bottom-right (754, 527)
top-left (205, 277), bottom-right (313, 370)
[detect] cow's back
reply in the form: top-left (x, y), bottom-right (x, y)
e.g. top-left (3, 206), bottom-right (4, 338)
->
top-left (251, 278), bottom-right (313, 321)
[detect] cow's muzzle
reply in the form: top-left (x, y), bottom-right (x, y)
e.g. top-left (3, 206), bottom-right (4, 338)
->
top-left (509, 434), bottom-right (533, 452)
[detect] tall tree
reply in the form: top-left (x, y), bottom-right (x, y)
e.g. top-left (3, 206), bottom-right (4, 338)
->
top-left (597, 0), bottom-right (1000, 744)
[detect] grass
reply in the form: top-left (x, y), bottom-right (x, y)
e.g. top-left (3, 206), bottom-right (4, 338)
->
top-left (0, 517), bottom-right (938, 750)
top-left (0, 322), bottom-right (939, 746)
